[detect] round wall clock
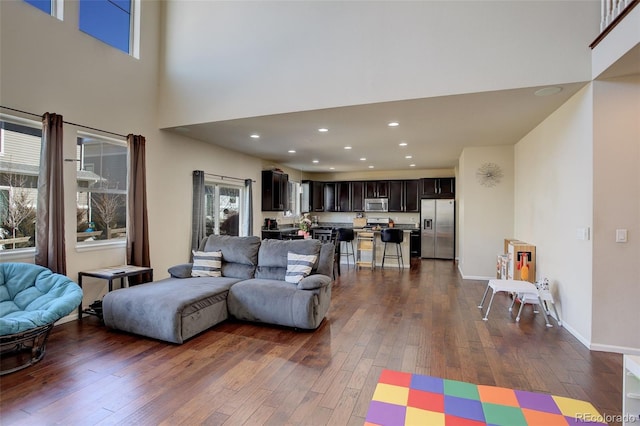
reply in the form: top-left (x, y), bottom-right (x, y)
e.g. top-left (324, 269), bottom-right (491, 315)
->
top-left (476, 162), bottom-right (503, 187)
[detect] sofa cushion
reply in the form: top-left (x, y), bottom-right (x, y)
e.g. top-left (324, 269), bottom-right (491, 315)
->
top-left (256, 239), bottom-right (321, 280)
top-left (297, 274), bottom-right (332, 290)
top-left (285, 252), bottom-right (317, 284)
top-left (315, 242), bottom-right (335, 277)
top-left (227, 278), bottom-right (330, 330)
top-left (168, 263), bottom-right (193, 278)
top-left (103, 276), bottom-right (241, 344)
top-left (200, 235), bottom-right (261, 279)
top-left (191, 250), bottom-right (222, 277)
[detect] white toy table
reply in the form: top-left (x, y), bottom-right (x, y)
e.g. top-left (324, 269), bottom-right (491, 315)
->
top-left (512, 287), bottom-right (562, 327)
top-left (478, 279), bottom-right (552, 326)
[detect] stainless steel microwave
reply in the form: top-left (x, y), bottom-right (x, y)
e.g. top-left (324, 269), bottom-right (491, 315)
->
top-left (364, 198), bottom-right (388, 212)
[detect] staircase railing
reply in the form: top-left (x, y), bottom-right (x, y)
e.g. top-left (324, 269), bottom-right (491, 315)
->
top-left (591, 0), bottom-right (638, 48)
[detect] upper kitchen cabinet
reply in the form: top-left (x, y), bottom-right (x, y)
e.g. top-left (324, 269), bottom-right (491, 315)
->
top-left (325, 181), bottom-right (351, 212)
top-left (311, 181), bottom-right (326, 212)
top-left (420, 178), bottom-right (455, 199)
top-left (365, 181), bottom-right (389, 198)
top-left (351, 181), bottom-right (365, 212)
top-left (388, 180), bottom-right (420, 212)
top-left (404, 179), bottom-right (420, 212)
top-left (262, 170), bottom-right (289, 211)
top-left (388, 180), bottom-right (404, 212)
top-left (301, 180), bottom-right (325, 212)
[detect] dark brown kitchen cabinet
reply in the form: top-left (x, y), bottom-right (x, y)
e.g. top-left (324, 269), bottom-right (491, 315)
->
top-left (325, 182), bottom-right (351, 212)
top-left (404, 179), bottom-right (420, 212)
top-left (365, 181), bottom-right (389, 198)
top-left (351, 181), bottom-right (365, 212)
top-left (311, 181), bottom-right (325, 212)
top-left (420, 178), bottom-right (455, 199)
top-left (262, 170), bottom-right (289, 211)
top-left (388, 180), bottom-right (404, 212)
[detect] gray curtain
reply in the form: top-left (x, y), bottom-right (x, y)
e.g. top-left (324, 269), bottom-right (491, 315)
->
top-left (192, 170), bottom-right (206, 252)
top-left (243, 178), bottom-right (253, 236)
top-left (126, 134), bottom-right (151, 284)
top-left (35, 113), bottom-right (66, 274)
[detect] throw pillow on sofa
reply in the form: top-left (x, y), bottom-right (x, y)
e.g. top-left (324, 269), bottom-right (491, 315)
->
top-left (192, 250), bottom-right (222, 277)
top-left (285, 252), bottom-right (317, 284)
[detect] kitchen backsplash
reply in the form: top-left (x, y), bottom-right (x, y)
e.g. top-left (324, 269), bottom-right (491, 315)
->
top-left (260, 211), bottom-right (420, 227)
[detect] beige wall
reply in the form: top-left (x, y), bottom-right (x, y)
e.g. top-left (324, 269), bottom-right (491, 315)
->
top-left (158, 1), bottom-right (598, 127)
top-left (592, 75), bottom-right (640, 352)
top-left (457, 146), bottom-right (514, 279)
top-left (514, 84), bottom-right (594, 345)
top-left (0, 1), bottom-right (263, 313)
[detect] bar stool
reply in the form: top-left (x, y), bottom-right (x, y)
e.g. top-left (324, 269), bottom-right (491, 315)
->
top-left (336, 228), bottom-right (355, 270)
top-left (381, 228), bottom-right (404, 270)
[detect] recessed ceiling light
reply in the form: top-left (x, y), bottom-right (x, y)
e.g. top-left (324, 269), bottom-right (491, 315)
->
top-left (312, 159), bottom-right (319, 164)
top-left (344, 146), bottom-right (352, 150)
top-left (399, 142), bottom-right (408, 147)
top-left (405, 155), bottom-right (412, 159)
top-left (409, 164), bottom-right (416, 167)
top-left (288, 150), bottom-right (296, 153)
top-left (318, 128), bottom-right (329, 132)
top-left (360, 157), bottom-right (367, 161)
top-left (388, 122), bottom-right (399, 127)
top-left (329, 167), bottom-right (335, 170)
top-left (534, 86), bottom-right (563, 96)
top-left (250, 134), bottom-right (260, 139)
top-left (368, 165), bottom-right (375, 169)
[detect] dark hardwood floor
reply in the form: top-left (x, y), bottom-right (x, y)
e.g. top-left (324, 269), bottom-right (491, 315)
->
top-left (0, 259), bottom-right (623, 425)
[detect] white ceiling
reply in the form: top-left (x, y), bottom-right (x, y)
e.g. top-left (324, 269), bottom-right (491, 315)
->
top-left (166, 83), bottom-right (586, 172)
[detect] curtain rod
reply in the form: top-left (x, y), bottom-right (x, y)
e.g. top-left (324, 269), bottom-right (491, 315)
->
top-left (204, 172), bottom-right (255, 183)
top-left (1, 105), bottom-right (128, 138)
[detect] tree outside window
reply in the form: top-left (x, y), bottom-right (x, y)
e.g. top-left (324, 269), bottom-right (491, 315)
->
top-left (76, 134), bottom-right (127, 243)
top-left (205, 182), bottom-right (242, 237)
top-left (0, 118), bottom-right (41, 251)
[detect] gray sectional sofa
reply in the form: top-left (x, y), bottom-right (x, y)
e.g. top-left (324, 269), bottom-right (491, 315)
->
top-left (102, 235), bottom-right (334, 344)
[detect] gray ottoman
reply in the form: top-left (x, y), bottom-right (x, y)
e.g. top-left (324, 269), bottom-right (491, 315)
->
top-left (103, 277), bottom-right (240, 343)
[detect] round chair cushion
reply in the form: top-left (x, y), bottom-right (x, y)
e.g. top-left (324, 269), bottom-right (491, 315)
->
top-left (0, 263), bottom-right (83, 335)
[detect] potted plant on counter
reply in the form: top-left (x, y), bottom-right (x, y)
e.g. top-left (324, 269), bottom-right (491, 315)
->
top-left (298, 213), bottom-right (312, 238)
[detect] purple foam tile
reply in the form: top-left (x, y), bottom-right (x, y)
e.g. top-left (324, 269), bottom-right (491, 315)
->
top-left (444, 395), bottom-right (486, 422)
top-left (514, 390), bottom-right (561, 414)
top-left (365, 401), bottom-right (407, 426)
top-left (410, 374), bottom-right (444, 394)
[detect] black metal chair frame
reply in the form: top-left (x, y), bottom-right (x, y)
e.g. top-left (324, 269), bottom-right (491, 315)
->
top-left (381, 228), bottom-right (405, 270)
top-left (336, 228), bottom-right (355, 271)
top-left (0, 323), bottom-right (54, 375)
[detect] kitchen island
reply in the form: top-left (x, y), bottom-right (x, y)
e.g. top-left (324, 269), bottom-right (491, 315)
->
top-left (351, 228), bottom-right (412, 269)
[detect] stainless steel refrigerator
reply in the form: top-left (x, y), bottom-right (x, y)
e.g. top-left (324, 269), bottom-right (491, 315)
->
top-left (421, 199), bottom-right (455, 259)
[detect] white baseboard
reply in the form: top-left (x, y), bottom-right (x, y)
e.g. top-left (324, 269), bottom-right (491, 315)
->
top-left (590, 342), bottom-right (640, 355)
top-left (457, 264), bottom-right (494, 281)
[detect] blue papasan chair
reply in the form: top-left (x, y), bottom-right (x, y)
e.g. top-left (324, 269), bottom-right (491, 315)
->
top-left (0, 263), bottom-right (83, 375)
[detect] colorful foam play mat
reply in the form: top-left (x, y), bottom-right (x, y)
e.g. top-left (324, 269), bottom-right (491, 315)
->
top-left (365, 370), bottom-right (607, 425)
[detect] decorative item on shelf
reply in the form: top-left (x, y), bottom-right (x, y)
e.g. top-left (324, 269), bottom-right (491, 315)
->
top-left (476, 162), bottom-right (503, 187)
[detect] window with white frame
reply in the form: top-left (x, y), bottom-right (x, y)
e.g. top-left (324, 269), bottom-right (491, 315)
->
top-left (76, 133), bottom-right (128, 244)
top-left (23, 0), bottom-right (63, 20)
top-left (79, 0), bottom-right (138, 56)
top-left (0, 116), bottom-right (42, 251)
top-left (204, 181), bottom-right (244, 237)
top-left (286, 180), bottom-right (301, 217)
